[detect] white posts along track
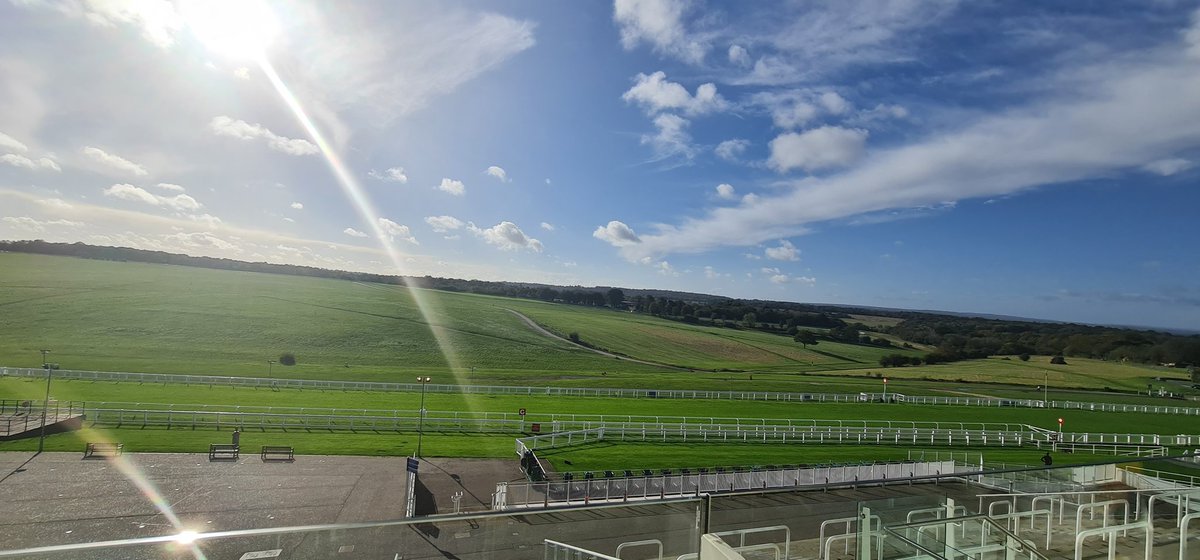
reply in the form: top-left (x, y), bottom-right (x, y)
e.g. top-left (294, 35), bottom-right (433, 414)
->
top-left (3, 366), bottom-right (1199, 416)
top-left (7, 400), bottom-right (1194, 451)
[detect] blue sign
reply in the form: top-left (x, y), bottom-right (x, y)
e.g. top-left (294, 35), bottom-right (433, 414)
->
top-left (407, 457), bottom-right (419, 473)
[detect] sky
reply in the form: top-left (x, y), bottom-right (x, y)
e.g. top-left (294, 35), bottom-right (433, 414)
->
top-left (1, 0), bottom-right (1199, 330)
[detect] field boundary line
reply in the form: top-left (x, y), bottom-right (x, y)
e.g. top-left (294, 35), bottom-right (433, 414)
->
top-left (3, 366), bottom-right (1200, 417)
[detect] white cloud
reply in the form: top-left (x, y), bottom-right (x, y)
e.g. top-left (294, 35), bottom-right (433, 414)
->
top-left (0, 153), bottom-right (60, 171)
top-left (760, 266), bottom-right (815, 285)
top-left (154, 183), bottom-right (185, 193)
top-left (768, 127), bottom-right (869, 173)
top-left (622, 71), bottom-right (727, 116)
top-left (764, 240), bottom-right (800, 261)
top-left (283, 217), bottom-right (295, 223)
top-left (728, 44), bottom-right (750, 67)
top-left (468, 221), bottom-right (543, 252)
top-left (654, 260), bottom-right (677, 276)
top-left (540, 222), bottom-right (555, 231)
top-left (0, 131), bottom-right (28, 152)
top-left (424, 215), bottom-right (464, 233)
top-left (854, 103), bottom-right (910, 124)
top-left (78, 0), bottom-right (183, 49)
top-left (1143, 158), bottom-right (1193, 176)
top-left (819, 92), bottom-right (851, 115)
top-left (290, 202), bottom-right (304, 210)
top-left (376, 218), bottom-right (418, 244)
top-left (233, 67), bottom-right (250, 80)
top-left (1, 216), bottom-right (84, 232)
top-left (715, 183), bottom-right (736, 200)
top-left (609, 40), bottom-right (1200, 262)
top-left (715, 139), bottom-right (750, 161)
top-left (593, 220), bottom-right (642, 247)
top-left (343, 227), bottom-right (368, 238)
top-left (187, 213), bottom-right (223, 226)
top-left (641, 113), bottom-right (697, 161)
top-left (102, 183), bottom-right (200, 211)
top-left (485, 165), bottom-right (510, 182)
top-left (545, 178), bottom-right (552, 185)
top-left (368, 167), bottom-right (408, 183)
top-left (733, 2), bottom-right (959, 86)
top-left (209, 116), bottom-right (318, 156)
top-left (82, 146), bottom-right (148, 176)
top-left (751, 90), bottom-right (853, 129)
top-left (291, 8), bottom-right (536, 123)
top-left (1185, 8), bottom-right (1200, 58)
top-left (613, 0), bottom-right (706, 64)
top-left (436, 178), bottom-right (465, 196)
top-left (741, 193), bottom-right (760, 205)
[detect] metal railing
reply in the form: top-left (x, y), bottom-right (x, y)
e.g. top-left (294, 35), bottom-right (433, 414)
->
top-left (5, 366), bottom-right (1200, 415)
top-left (496, 460), bottom-right (960, 509)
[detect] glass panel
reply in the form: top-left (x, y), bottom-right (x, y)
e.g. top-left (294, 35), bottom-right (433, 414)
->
top-left (0, 501), bottom-right (702, 560)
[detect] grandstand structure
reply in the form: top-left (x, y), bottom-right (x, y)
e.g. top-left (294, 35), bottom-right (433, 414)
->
top-left (2, 367), bottom-right (1200, 559)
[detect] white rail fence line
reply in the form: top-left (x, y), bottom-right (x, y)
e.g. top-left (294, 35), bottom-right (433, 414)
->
top-left (4, 366), bottom-right (1199, 416)
top-left (494, 460), bottom-right (960, 509)
top-left (5, 402), bottom-right (1195, 452)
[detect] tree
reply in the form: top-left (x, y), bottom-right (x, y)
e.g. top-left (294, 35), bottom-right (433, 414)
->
top-left (605, 288), bottom-right (625, 309)
top-left (793, 331), bottom-right (819, 349)
top-left (742, 312), bottom-right (757, 328)
top-left (279, 352), bottom-right (296, 366)
top-left (1050, 355), bottom-right (1068, 365)
top-left (1018, 353), bottom-right (1031, 362)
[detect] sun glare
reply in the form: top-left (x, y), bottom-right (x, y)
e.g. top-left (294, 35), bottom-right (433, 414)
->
top-left (180, 0), bottom-right (280, 59)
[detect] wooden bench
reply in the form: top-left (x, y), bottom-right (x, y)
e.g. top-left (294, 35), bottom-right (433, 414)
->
top-left (83, 442), bottom-right (123, 458)
top-left (208, 443), bottom-right (240, 461)
top-left (260, 446), bottom-right (294, 462)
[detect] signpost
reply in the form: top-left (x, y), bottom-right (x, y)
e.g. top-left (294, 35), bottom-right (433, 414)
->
top-left (404, 456), bottom-right (418, 517)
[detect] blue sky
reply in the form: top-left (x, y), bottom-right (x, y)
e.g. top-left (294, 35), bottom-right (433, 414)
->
top-left (1, 0), bottom-right (1199, 330)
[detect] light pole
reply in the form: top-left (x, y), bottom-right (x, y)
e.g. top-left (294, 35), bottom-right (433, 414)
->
top-left (416, 376), bottom-right (431, 457)
top-left (1044, 372), bottom-right (1049, 407)
top-left (267, 359), bottom-right (275, 378)
top-left (37, 349), bottom-right (51, 454)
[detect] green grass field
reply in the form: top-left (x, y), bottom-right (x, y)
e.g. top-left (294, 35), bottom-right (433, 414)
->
top-left (1, 252), bottom-right (1185, 395)
top-left (2, 252), bottom-right (1197, 471)
top-left (0, 377), bottom-right (1191, 435)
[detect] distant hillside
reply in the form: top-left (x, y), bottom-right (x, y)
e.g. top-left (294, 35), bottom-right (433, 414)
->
top-left (2, 239), bottom-right (1198, 369)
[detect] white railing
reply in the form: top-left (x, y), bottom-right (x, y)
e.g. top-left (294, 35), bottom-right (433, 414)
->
top-left (5, 366), bottom-right (1200, 416)
top-left (497, 460), bottom-right (959, 509)
top-left (543, 540), bottom-right (620, 560)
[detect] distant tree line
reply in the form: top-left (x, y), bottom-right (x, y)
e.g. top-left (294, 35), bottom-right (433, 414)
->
top-left (885, 315), bottom-right (1200, 367)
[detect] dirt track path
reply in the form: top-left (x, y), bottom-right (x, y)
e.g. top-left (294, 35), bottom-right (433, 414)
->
top-left (503, 308), bottom-right (688, 371)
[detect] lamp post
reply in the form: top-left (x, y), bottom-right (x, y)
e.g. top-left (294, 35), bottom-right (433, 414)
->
top-left (416, 376), bottom-right (432, 457)
top-left (37, 349), bottom-right (51, 454)
top-left (267, 359), bottom-right (275, 378)
top-left (1044, 372), bottom-right (1049, 408)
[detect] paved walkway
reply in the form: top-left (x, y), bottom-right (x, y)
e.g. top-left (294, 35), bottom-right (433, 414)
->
top-left (0, 452), bottom-right (514, 552)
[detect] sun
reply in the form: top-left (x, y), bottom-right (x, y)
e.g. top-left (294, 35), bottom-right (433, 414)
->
top-left (179, 0), bottom-right (280, 60)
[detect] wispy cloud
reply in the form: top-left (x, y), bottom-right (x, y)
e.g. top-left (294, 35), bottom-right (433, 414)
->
top-left (102, 183), bottom-right (200, 212)
top-left (485, 165), bottom-right (510, 182)
top-left (209, 116), bottom-right (318, 156)
top-left (369, 167), bottom-right (408, 183)
top-left (0, 153), bottom-right (60, 171)
top-left (608, 31), bottom-right (1200, 261)
top-left (82, 146), bottom-right (148, 176)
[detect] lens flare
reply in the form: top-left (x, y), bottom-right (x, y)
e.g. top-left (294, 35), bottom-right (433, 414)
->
top-left (255, 55), bottom-right (469, 389)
